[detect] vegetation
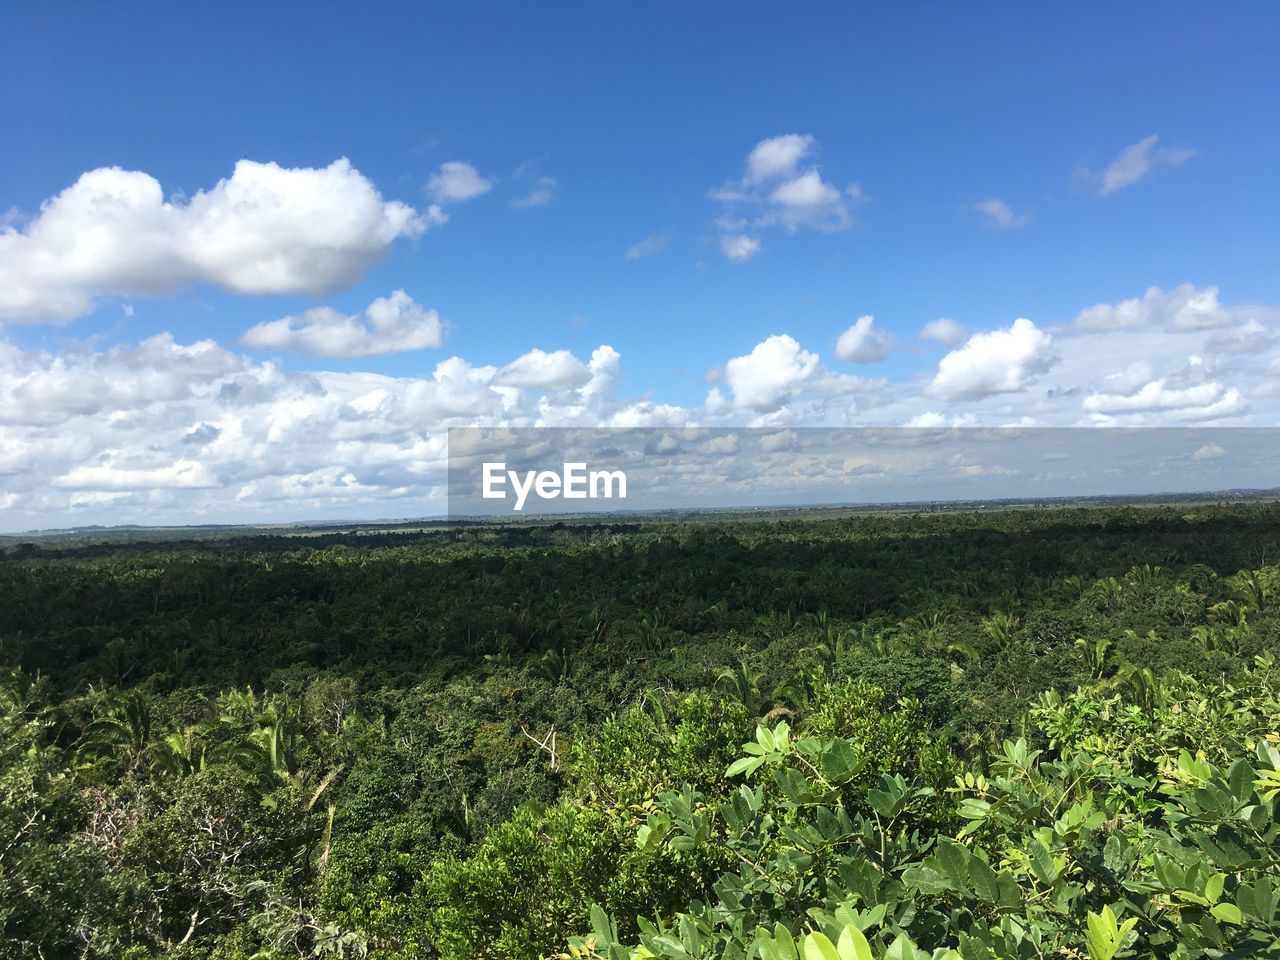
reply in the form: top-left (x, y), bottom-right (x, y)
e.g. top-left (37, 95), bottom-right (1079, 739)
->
top-left (1, 503), bottom-right (1279, 958)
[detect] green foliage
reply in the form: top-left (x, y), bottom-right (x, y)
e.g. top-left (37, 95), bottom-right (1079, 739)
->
top-left (564, 662), bottom-right (1280, 959)
top-left (1, 504), bottom-right (1279, 956)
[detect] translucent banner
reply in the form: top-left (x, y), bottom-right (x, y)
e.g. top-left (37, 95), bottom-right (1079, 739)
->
top-left (445, 427), bottom-right (1280, 519)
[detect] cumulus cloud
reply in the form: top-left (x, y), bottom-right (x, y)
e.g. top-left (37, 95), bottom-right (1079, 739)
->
top-left (494, 348), bottom-right (592, 390)
top-left (904, 412), bottom-right (980, 429)
top-left (1083, 135), bottom-right (1197, 196)
top-left (724, 334), bottom-right (821, 411)
top-left (1082, 358), bottom-right (1246, 423)
top-left (626, 231), bottom-right (670, 260)
top-left (426, 161), bottom-right (493, 203)
top-left (920, 318), bottom-right (966, 346)
top-left (5, 279), bottom-right (1280, 528)
top-left (1072, 284), bottom-right (1232, 331)
top-left (240, 290), bottom-right (443, 358)
top-left (720, 334), bottom-right (882, 415)
top-left (1084, 380), bottom-right (1244, 422)
top-left (972, 198), bottom-right (1030, 228)
top-left (926, 318), bottom-right (1058, 401)
top-left (0, 159), bottom-right (429, 323)
top-left (711, 134), bottom-right (862, 258)
top-left (763, 171), bottom-right (859, 232)
top-left (745, 134), bottom-right (814, 183)
top-left (835, 315), bottom-right (893, 363)
top-left (0, 332), bottom-right (691, 528)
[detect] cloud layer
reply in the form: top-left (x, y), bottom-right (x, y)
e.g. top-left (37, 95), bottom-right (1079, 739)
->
top-left (4, 279), bottom-right (1280, 528)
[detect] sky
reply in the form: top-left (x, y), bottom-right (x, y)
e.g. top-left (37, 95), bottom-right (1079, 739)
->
top-left (1, 2), bottom-right (1278, 530)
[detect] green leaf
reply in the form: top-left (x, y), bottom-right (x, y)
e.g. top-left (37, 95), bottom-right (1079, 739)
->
top-left (590, 904), bottom-right (615, 944)
top-left (773, 924), bottom-right (799, 960)
top-left (882, 932), bottom-right (920, 960)
top-left (936, 837), bottom-right (971, 889)
top-left (1205, 872), bottom-right (1225, 904)
top-left (1028, 839), bottom-right (1058, 885)
top-left (957, 798), bottom-right (992, 821)
top-left (1085, 906), bottom-right (1137, 960)
top-left (836, 924), bottom-right (874, 960)
top-left (1211, 902), bottom-right (1242, 925)
top-left (726, 754), bottom-right (767, 778)
top-left (821, 738), bottom-right (861, 782)
top-left (969, 856), bottom-right (1001, 902)
top-left (803, 931), bottom-right (841, 960)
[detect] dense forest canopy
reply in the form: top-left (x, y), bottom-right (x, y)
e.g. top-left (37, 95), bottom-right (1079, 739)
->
top-left (2, 503), bottom-right (1279, 958)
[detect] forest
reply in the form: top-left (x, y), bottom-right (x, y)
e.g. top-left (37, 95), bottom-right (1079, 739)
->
top-left (1, 502), bottom-right (1279, 959)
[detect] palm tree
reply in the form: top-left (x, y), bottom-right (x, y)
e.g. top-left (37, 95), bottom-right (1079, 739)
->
top-left (714, 660), bottom-right (766, 716)
top-left (149, 727), bottom-right (206, 777)
top-left (79, 689), bottom-right (152, 771)
top-left (755, 609), bottom-right (799, 642)
top-left (1229, 569), bottom-right (1274, 612)
top-left (1084, 576), bottom-right (1124, 610)
top-left (1075, 636), bottom-right (1113, 680)
top-left (1123, 563), bottom-right (1163, 587)
top-left (530, 646), bottom-right (574, 685)
top-left (982, 611), bottom-right (1020, 648)
top-left (1209, 599), bottom-right (1250, 628)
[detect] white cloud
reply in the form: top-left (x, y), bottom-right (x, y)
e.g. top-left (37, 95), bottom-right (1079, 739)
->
top-left (0, 159), bottom-right (429, 323)
top-left (5, 279), bottom-right (1280, 529)
top-left (0, 332), bottom-right (684, 528)
top-left (712, 134), bottom-right (861, 258)
top-left (426, 161), bottom-right (492, 203)
top-left (745, 134), bottom-right (814, 183)
top-left (1087, 135), bottom-right (1196, 196)
top-left (758, 428), bottom-right (799, 452)
top-left (972, 198), bottom-right (1030, 229)
top-left (724, 334), bottom-right (821, 411)
top-left (53, 459), bottom-right (219, 491)
top-left (920, 318), bottom-right (966, 346)
top-left (512, 176), bottom-right (556, 209)
top-left (1193, 443), bottom-right (1226, 461)
top-left (721, 235), bottom-right (762, 261)
top-left (716, 334), bottom-right (883, 418)
top-left (626, 231), bottom-right (670, 260)
top-left (494, 348), bottom-right (591, 390)
top-left (1205, 319), bottom-right (1276, 357)
top-left (765, 171), bottom-right (852, 232)
top-left (905, 412), bottom-right (949, 428)
top-left (1072, 284), bottom-right (1232, 331)
top-left (926, 318), bottom-right (1058, 401)
top-left (1081, 357), bottom-right (1247, 423)
top-left (835, 315), bottom-right (893, 363)
top-left (240, 290), bottom-right (443, 358)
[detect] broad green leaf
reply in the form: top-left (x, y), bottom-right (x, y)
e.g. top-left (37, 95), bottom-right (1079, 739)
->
top-left (802, 931), bottom-right (841, 960)
top-left (836, 924), bottom-right (874, 960)
top-left (1211, 902), bottom-right (1242, 925)
top-left (726, 754), bottom-right (767, 778)
top-left (1085, 906), bottom-right (1136, 960)
top-left (1028, 839), bottom-right (1058, 885)
top-left (969, 856), bottom-right (1000, 902)
top-left (1205, 872), bottom-right (1225, 904)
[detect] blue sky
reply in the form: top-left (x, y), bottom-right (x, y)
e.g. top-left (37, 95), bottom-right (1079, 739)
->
top-left (1, 3), bottom-right (1278, 528)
